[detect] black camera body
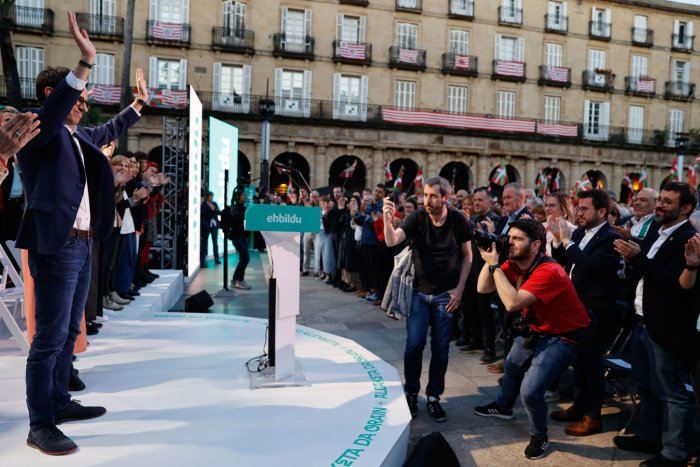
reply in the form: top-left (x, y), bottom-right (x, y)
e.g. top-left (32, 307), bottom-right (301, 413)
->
top-left (473, 229), bottom-right (508, 254)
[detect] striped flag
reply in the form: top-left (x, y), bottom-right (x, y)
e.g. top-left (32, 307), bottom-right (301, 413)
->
top-left (536, 123), bottom-right (578, 137)
top-left (414, 166), bottom-right (423, 196)
top-left (495, 60), bottom-right (525, 77)
top-left (490, 164), bottom-right (508, 186)
top-left (639, 161), bottom-right (648, 188)
top-left (382, 108), bottom-right (535, 133)
top-left (151, 89), bottom-right (188, 109)
top-left (88, 85), bottom-right (121, 105)
top-left (399, 48), bottom-right (419, 64)
top-left (636, 78), bottom-right (655, 93)
top-left (535, 169), bottom-right (547, 195)
top-left (575, 174), bottom-right (594, 195)
top-left (622, 174), bottom-right (634, 204)
top-left (688, 163), bottom-right (696, 187)
top-left (152, 21), bottom-right (183, 41)
top-left (339, 42), bottom-right (366, 60)
top-left (339, 160), bottom-right (357, 179)
top-left (545, 66), bottom-right (569, 82)
top-left (286, 175), bottom-right (295, 203)
top-left (552, 171), bottom-right (561, 192)
top-left (394, 165), bottom-right (405, 191)
top-left (454, 54), bottom-right (470, 69)
top-left (385, 160), bottom-right (393, 182)
top-left (671, 157), bottom-right (680, 182)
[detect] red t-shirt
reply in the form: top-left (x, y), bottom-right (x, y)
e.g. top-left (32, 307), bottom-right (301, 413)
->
top-left (501, 260), bottom-right (590, 335)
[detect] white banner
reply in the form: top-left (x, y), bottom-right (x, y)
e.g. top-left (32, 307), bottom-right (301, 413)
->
top-left (188, 86), bottom-right (203, 277)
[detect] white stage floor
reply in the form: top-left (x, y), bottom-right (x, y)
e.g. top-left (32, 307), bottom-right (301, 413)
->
top-left (0, 271), bottom-right (410, 466)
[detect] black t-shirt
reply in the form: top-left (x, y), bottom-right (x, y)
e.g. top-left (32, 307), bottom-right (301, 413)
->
top-left (401, 208), bottom-right (472, 294)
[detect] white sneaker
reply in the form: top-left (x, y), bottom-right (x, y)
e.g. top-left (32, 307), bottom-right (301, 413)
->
top-left (233, 280), bottom-right (251, 290)
top-left (110, 291), bottom-right (131, 305)
top-left (102, 308), bottom-right (116, 317)
top-left (95, 315), bottom-right (109, 323)
top-left (102, 296), bottom-right (123, 311)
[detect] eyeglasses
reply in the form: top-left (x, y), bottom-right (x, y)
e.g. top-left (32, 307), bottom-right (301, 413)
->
top-left (75, 96), bottom-right (89, 108)
top-left (656, 198), bottom-right (677, 207)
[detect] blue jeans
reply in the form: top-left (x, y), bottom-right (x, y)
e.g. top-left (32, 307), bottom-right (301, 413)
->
top-left (314, 230), bottom-right (336, 274)
top-left (404, 290), bottom-right (453, 398)
top-left (231, 236), bottom-right (250, 282)
top-left (116, 233), bottom-right (136, 294)
top-left (496, 334), bottom-right (580, 438)
top-left (26, 237), bottom-right (92, 428)
top-left (631, 322), bottom-right (693, 462)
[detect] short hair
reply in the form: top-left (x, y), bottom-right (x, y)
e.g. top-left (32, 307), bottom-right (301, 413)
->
top-left (111, 155), bottom-right (129, 166)
top-left (424, 176), bottom-right (452, 196)
top-left (134, 151), bottom-right (148, 161)
top-left (503, 182), bottom-right (522, 195)
top-left (509, 218), bottom-right (547, 253)
top-left (523, 188), bottom-right (536, 199)
top-left (474, 186), bottom-right (492, 197)
top-left (661, 182), bottom-right (698, 216)
top-left (405, 196), bottom-right (418, 210)
top-left (35, 66), bottom-right (71, 102)
top-left (577, 189), bottom-right (612, 217)
top-left (319, 194), bottom-right (331, 202)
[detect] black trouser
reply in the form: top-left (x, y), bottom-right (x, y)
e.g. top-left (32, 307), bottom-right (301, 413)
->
top-left (105, 228), bottom-right (124, 296)
top-left (459, 276), bottom-right (483, 345)
top-left (361, 244), bottom-right (382, 291)
top-left (85, 241), bottom-right (101, 322)
top-left (691, 331), bottom-right (700, 415)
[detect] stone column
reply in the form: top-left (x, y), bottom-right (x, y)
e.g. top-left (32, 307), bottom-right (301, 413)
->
top-left (314, 144), bottom-right (327, 188)
top-left (569, 160), bottom-right (581, 188)
top-left (251, 141), bottom-right (262, 183)
top-left (476, 155), bottom-right (490, 187)
top-left (525, 157), bottom-right (536, 189)
top-left (372, 147), bottom-right (385, 187)
top-left (425, 151), bottom-right (438, 178)
top-left (612, 162), bottom-right (624, 196)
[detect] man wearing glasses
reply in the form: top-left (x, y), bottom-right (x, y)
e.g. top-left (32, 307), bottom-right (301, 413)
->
top-left (16, 12), bottom-right (148, 455)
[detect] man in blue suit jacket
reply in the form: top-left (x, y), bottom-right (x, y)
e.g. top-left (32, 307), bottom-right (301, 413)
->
top-left (18, 12), bottom-right (149, 456)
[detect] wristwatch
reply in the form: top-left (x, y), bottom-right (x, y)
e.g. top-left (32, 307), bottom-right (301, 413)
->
top-left (488, 264), bottom-right (501, 274)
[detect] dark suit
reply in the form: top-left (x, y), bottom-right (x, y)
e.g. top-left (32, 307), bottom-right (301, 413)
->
top-left (200, 199), bottom-right (221, 265)
top-left (625, 220), bottom-right (697, 461)
top-left (0, 159), bottom-right (24, 242)
top-left (17, 74), bottom-right (140, 428)
top-left (552, 222), bottom-right (621, 418)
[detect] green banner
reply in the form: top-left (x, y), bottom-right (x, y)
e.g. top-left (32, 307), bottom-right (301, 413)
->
top-left (245, 205), bottom-right (321, 233)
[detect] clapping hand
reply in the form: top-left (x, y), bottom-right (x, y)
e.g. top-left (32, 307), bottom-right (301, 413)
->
top-left (559, 217), bottom-right (572, 245)
top-left (685, 233), bottom-right (700, 267)
top-left (613, 238), bottom-right (642, 262)
top-left (0, 113), bottom-right (40, 157)
top-left (548, 216), bottom-right (561, 241)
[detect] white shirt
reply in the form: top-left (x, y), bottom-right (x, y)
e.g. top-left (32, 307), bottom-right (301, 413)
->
top-left (120, 191), bottom-right (136, 234)
top-left (578, 221), bottom-right (608, 251)
top-left (65, 71), bottom-right (91, 231)
top-left (634, 220), bottom-right (688, 316)
top-left (630, 213), bottom-right (654, 239)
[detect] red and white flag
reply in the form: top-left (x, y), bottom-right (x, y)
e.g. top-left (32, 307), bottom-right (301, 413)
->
top-left (385, 160), bottom-right (393, 182)
top-left (88, 85), bottom-right (121, 105)
top-left (399, 48), bottom-right (418, 64)
top-left (545, 66), bottom-right (569, 82)
top-left (158, 89), bottom-right (188, 108)
top-left (152, 21), bottom-right (184, 41)
top-left (339, 42), bottom-right (366, 60)
top-left (339, 160), bottom-right (357, 179)
top-left (495, 60), bottom-right (525, 77)
top-left (454, 54), bottom-right (470, 69)
top-left (414, 166), bottom-right (423, 196)
top-left (636, 78), bottom-right (655, 93)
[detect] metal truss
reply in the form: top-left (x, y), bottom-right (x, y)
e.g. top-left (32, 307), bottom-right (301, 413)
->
top-left (160, 116), bottom-right (189, 270)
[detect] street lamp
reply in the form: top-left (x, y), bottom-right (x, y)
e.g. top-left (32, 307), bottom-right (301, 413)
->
top-left (676, 133), bottom-right (689, 182)
top-left (259, 97), bottom-right (275, 195)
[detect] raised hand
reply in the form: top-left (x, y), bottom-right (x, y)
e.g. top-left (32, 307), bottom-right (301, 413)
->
top-left (548, 216), bottom-right (561, 241)
top-left (685, 233), bottom-right (700, 267)
top-left (0, 113), bottom-right (40, 157)
top-left (67, 11), bottom-right (95, 62)
top-left (383, 197), bottom-right (395, 219)
top-left (559, 217), bottom-right (572, 244)
top-left (135, 68), bottom-right (149, 103)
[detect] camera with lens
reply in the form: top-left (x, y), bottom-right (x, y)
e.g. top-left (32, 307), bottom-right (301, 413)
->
top-left (509, 314), bottom-right (533, 339)
top-left (473, 229), bottom-right (508, 253)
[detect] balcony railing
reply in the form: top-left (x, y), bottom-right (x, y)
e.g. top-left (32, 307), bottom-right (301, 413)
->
top-left (672, 34), bottom-right (694, 52)
top-left (211, 27), bottom-right (255, 54)
top-left (664, 81), bottom-right (695, 101)
top-left (492, 59), bottom-right (526, 82)
top-left (544, 14), bottom-right (568, 34)
top-left (499, 6), bottom-right (522, 26)
top-left (75, 13), bottom-right (124, 40)
top-left (631, 28), bottom-right (653, 47)
top-left (7, 6), bottom-right (54, 34)
top-left (389, 46), bottom-right (427, 71)
top-left (589, 21), bottom-right (611, 40)
top-left (395, 0), bottom-right (422, 13)
top-left (442, 53), bottom-right (478, 77)
top-left (582, 70), bottom-right (615, 92)
top-left (448, 0), bottom-right (474, 20)
top-left (625, 76), bottom-right (655, 96)
top-left (332, 40), bottom-right (372, 65)
top-left (273, 33), bottom-right (315, 59)
top-left (339, 0), bottom-right (369, 5)
top-left (538, 65), bottom-right (571, 87)
top-left (146, 20), bottom-right (191, 47)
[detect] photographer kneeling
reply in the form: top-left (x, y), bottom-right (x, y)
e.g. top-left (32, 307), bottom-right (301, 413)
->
top-left (473, 218), bottom-right (591, 460)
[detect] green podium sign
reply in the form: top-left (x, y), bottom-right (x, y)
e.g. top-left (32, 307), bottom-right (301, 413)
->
top-left (245, 205), bottom-right (321, 233)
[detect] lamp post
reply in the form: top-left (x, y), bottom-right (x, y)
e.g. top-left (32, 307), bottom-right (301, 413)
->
top-left (676, 133), bottom-right (689, 182)
top-left (259, 97), bottom-right (275, 195)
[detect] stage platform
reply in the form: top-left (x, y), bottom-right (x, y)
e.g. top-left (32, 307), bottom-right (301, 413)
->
top-left (0, 269), bottom-right (410, 466)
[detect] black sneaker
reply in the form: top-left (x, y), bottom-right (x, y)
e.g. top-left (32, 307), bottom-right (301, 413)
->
top-left (426, 399), bottom-right (446, 422)
top-left (524, 435), bottom-right (549, 460)
top-left (405, 393), bottom-right (418, 418)
top-left (54, 400), bottom-right (106, 424)
top-left (27, 424), bottom-right (78, 456)
top-left (479, 351), bottom-right (497, 364)
top-left (474, 402), bottom-right (514, 420)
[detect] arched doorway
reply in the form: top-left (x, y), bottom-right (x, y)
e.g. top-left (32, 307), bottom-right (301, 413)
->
top-left (488, 163), bottom-right (520, 199)
top-left (236, 151), bottom-right (251, 187)
top-left (271, 152), bottom-right (311, 196)
top-left (535, 167), bottom-right (566, 196)
top-left (439, 161), bottom-right (473, 192)
top-left (388, 158), bottom-right (419, 194)
top-left (619, 172), bottom-right (644, 205)
top-left (585, 170), bottom-right (608, 190)
top-left (328, 155), bottom-right (366, 193)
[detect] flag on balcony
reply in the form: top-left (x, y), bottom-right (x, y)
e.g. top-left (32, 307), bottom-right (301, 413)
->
top-left (535, 169), bottom-right (547, 195)
top-left (536, 123), bottom-right (579, 137)
top-left (414, 166), bottom-right (423, 196)
top-left (339, 42), bottom-right (366, 60)
top-left (495, 60), bottom-right (525, 77)
top-left (148, 89), bottom-right (188, 109)
top-left (637, 78), bottom-right (655, 93)
top-left (88, 85), bottom-right (121, 105)
top-left (394, 165), bottom-right (405, 192)
top-left (639, 161), bottom-right (648, 188)
top-left (339, 160), bottom-right (358, 179)
top-left (385, 160), bottom-right (392, 182)
top-left (152, 21), bottom-right (184, 41)
top-left (399, 48), bottom-right (419, 64)
top-left (546, 66), bottom-right (569, 82)
top-left (490, 164), bottom-right (508, 186)
top-left (454, 54), bottom-right (470, 69)
top-left (574, 174), bottom-right (593, 195)
top-left (382, 108), bottom-right (536, 133)
top-left (670, 157), bottom-right (680, 182)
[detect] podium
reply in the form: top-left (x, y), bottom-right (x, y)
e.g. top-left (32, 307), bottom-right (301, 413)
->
top-left (244, 204), bottom-right (320, 388)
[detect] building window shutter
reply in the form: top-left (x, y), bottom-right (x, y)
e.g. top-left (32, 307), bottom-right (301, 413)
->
top-left (604, 8), bottom-right (611, 25)
top-left (516, 37), bottom-right (524, 62)
top-left (242, 65), bottom-right (251, 113)
top-left (149, 56), bottom-right (158, 88)
top-left (179, 59), bottom-right (187, 90)
top-left (281, 7), bottom-right (287, 33)
top-left (149, 0), bottom-right (157, 19)
top-left (182, 0), bottom-right (189, 23)
top-left (688, 21), bottom-right (694, 41)
top-left (495, 34), bottom-right (501, 60)
top-left (274, 68), bottom-right (283, 114)
top-left (600, 102), bottom-right (610, 139)
top-left (336, 13), bottom-right (343, 40)
top-left (304, 9), bottom-right (312, 38)
top-left (359, 16), bottom-right (366, 43)
top-left (332, 73), bottom-right (341, 119)
top-left (562, 2), bottom-right (567, 19)
top-left (360, 75), bottom-right (368, 122)
top-left (302, 70), bottom-right (312, 117)
top-left (212, 62), bottom-right (221, 109)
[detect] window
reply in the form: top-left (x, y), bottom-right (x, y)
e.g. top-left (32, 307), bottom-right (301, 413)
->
top-left (583, 100), bottom-right (610, 140)
top-left (275, 69), bottom-right (312, 117)
top-left (333, 74), bottom-right (368, 121)
top-left (93, 53), bottom-right (115, 85)
top-left (628, 106), bottom-right (644, 144)
top-left (449, 30), bottom-right (469, 55)
top-left (497, 91), bottom-right (516, 118)
top-left (395, 80), bottom-right (416, 110)
top-left (672, 60), bottom-right (690, 83)
top-left (223, 1), bottom-right (245, 31)
top-left (668, 109), bottom-right (684, 146)
top-left (544, 96), bottom-right (560, 124)
top-left (336, 14), bottom-right (365, 43)
top-left (213, 63), bottom-right (251, 112)
top-left (450, 0), bottom-right (473, 17)
top-left (17, 46), bottom-right (43, 98)
top-left (89, 0), bottom-right (116, 33)
top-left (495, 35), bottom-right (524, 61)
top-left (544, 43), bottom-right (562, 67)
top-left (673, 20), bottom-right (694, 48)
top-left (588, 49), bottom-right (606, 70)
top-left (590, 7), bottom-right (611, 37)
top-left (633, 15), bottom-right (648, 43)
top-left (150, 0), bottom-right (190, 23)
top-left (448, 85), bottom-right (468, 114)
top-left (15, 0), bottom-right (44, 27)
top-left (397, 0), bottom-right (417, 8)
top-left (630, 55), bottom-right (648, 78)
top-left (396, 23), bottom-right (418, 49)
top-left (500, 0), bottom-right (522, 22)
top-left (547, 1), bottom-right (567, 30)
top-left (148, 57), bottom-right (187, 90)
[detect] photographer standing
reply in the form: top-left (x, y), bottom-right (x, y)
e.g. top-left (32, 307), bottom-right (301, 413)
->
top-left (473, 219), bottom-right (590, 460)
top-left (384, 176), bottom-right (472, 423)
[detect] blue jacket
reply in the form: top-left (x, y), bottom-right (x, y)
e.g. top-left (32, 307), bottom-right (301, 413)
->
top-left (16, 77), bottom-right (140, 255)
top-left (354, 199), bottom-right (383, 246)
